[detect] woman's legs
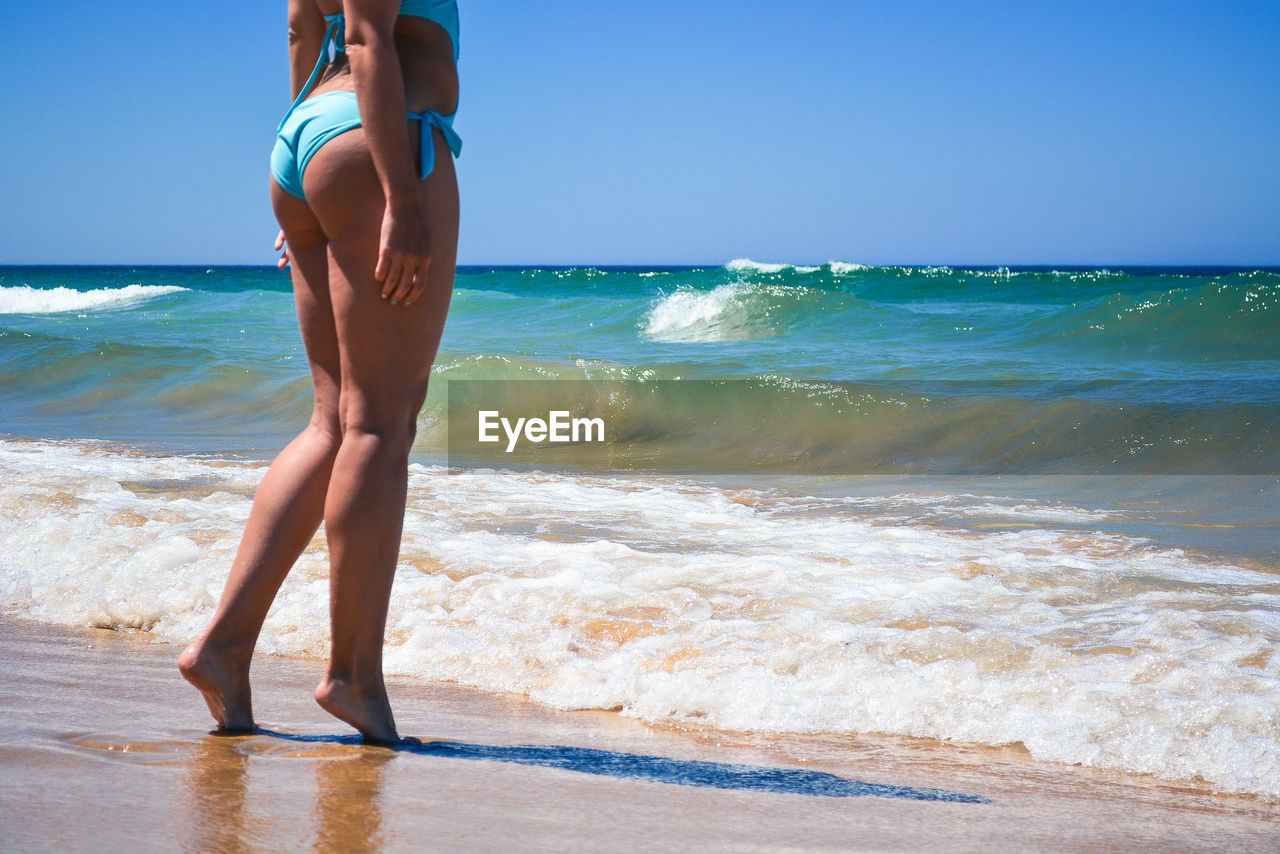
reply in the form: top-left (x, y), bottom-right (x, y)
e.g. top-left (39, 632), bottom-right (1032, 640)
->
top-left (179, 190), bottom-right (343, 732)
top-left (299, 125), bottom-right (458, 744)
top-left (181, 125), bottom-right (456, 743)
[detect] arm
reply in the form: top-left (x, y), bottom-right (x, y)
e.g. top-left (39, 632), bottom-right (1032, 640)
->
top-left (276, 0), bottom-right (327, 270)
top-left (287, 0), bottom-right (327, 100)
top-left (344, 0), bottom-right (431, 305)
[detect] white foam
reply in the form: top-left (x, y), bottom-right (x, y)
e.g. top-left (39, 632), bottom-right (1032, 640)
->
top-left (836, 491), bottom-right (1112, 524)
top-left (827, 261), bottom-right (870, 275)
top-left (0, 284), bottom-right (187, 314)
top-left (641, 281), bottom-right (806, 343)
top-left (725, 258), bottom-right (820, 274)
top-left (3, 438), bottom-right (1279, 799)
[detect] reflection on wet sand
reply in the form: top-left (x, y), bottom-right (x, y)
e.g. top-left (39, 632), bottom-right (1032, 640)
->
top-left (315, 748), bottom-right (393, 853)
top-left (8, 619), bottom-right (1278, 854)
top-left (181, 734), bottom-right (394, 852)
top-left (183, 737), bottom-right (253, 854)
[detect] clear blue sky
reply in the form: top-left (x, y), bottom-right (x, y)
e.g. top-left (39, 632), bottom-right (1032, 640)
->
top-left (3, 0), bottom-right (1278, 265)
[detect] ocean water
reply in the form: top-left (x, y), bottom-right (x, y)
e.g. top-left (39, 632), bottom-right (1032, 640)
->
top-left (1, 262), bottom-right (1278, 798)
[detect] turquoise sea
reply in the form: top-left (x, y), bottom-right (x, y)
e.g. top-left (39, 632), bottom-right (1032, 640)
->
top-left (1, 261), bottom-right (1278, 798)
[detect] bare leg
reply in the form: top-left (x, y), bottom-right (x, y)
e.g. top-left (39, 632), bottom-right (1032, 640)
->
top-left (179, 191), bottom-right (343, 732)
top-left (304, 126), bottom-right (458, 744)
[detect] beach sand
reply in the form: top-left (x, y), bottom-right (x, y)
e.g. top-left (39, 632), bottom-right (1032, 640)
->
top-left (1, 615), bottom-right (1275, 853)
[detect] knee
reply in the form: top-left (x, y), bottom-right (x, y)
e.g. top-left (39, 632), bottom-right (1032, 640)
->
top-left (305, 413), bottom-right (343, 457)
top-left (340, 407), bottom-right (420, 459)
top-left (340, 379), bottom-right (428, 438)
top-left (340, 425), bottom-right (416, 464)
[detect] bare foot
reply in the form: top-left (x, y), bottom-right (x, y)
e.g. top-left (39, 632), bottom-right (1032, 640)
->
top-left (178, 637), bottom-right (255, 733)
top-left (314, 676), bottom-right (399, 745)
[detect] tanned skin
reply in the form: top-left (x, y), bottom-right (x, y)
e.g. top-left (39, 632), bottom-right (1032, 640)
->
top-left (180, 0), bottom-right (459, 745)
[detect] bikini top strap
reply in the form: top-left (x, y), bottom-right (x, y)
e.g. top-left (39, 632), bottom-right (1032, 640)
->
top-left (277, 14), bottom-right (347, 132)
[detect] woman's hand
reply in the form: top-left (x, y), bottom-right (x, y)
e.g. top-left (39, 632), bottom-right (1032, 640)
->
top-left (375, 201), bottom-right (430, 306)
top-left (344, 1), bottom-right (431, 308)
top-left (275, 230), bottom-right (289, 271)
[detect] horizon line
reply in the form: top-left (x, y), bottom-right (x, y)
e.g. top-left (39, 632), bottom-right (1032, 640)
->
top-left (3, 261), bottom-right (1279, 271)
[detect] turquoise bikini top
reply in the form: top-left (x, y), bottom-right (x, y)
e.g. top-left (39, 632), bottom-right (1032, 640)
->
top-left (318, 0), bottom-right (459, 62)
top-left (400, 0), bottom-right (459, 60)
top-left (280, 0), bottom-right (461, 178)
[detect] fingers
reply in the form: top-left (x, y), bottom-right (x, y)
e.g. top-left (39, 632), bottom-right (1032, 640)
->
top-left (403, 275), bottom-right (426, 307)
top-left (387, 263), bottom-right (427, 306)
top-left (377, 205), bottom-right (430, 306)
top-left (381, 253), bottom-right (405, 299)
top-left (274, 230), bottom-right (289, 270)
top-left (377, 251), bottom-right (429, 306)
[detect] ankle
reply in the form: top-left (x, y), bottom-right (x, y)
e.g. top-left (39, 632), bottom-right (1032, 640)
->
top-left (190, 631), bottom-right (256, 663)
top-left (320, 669), bottom-right (385, 697)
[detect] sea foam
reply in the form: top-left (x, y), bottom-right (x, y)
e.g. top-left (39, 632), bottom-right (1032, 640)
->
top-left (0, 284), bottom-right (187, 314)
top-left (724, 258), bottom-right (870, 276)
top-left (2, 439), bottom-right (1278, 799)
top-left (640, 281), bottom-right (814, 343)
top-left (726, 258), bottom-right (821, 274)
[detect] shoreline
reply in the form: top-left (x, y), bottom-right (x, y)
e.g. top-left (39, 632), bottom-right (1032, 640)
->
top-left (2, 614), bottom-right (1276, 852)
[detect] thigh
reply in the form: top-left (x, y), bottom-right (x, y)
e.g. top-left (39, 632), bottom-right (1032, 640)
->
top-left (301, 127), bottom-right (459, 429)
top-left (272, 181), bottom-right (342, 431)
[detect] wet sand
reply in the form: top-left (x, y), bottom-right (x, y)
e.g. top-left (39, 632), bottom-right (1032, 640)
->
top-left (0, 615), bottom-right (1275, 853)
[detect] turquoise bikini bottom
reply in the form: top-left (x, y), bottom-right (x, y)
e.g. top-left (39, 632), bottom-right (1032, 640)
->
top-left (270, 91), bottom-right (461, 200)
